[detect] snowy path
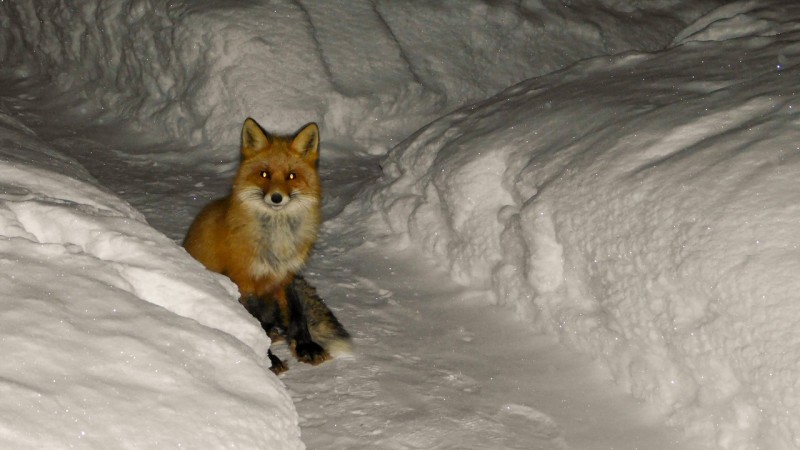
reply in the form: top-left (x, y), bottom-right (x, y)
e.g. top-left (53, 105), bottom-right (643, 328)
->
top-left (293, 243), bottom-right (699, 449)
top-left (3, 80), bottom-right (700, 449)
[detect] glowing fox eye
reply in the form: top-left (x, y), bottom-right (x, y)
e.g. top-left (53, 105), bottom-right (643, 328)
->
top-left (288, 172), bottom-right (296, 180)
top-left (260, 170), bottom-right (269, 179)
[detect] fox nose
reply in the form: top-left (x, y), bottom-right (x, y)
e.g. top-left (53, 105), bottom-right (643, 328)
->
top-left (270, 193), bottom-right (283, 204)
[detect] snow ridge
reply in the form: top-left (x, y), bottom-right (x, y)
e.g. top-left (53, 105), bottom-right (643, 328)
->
top-left (1, 0), bottom-right (712, 155)
top-left (0, 106), bottom-right (302, 448)
top-left (342, 2), bottom-right (800, 448)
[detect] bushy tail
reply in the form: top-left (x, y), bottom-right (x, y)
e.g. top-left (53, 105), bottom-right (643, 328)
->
top-left (294, 275), bottom-right (352, 356)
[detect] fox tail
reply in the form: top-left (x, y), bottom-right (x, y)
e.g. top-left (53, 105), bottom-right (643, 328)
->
top-left (294, 275), bottom-right (352, 356)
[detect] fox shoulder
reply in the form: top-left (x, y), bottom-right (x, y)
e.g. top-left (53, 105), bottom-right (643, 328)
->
top-left (183, 198), bottom-right (236, 272)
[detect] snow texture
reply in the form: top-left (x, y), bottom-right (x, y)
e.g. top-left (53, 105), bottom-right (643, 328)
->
top-left (5, 0), bottom-right (800, 448)
top-left (0, 110), bottom-right (301, 447)
top-left (342, 1), bottom-right (800, 448)
top-left (1, 0), bottom-right (707, 156)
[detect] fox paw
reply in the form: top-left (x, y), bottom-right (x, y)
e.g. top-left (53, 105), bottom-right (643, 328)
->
top-left (268, 350), bottom-right (288, 375)
top-left (292, 341), bottom-right (331, 365)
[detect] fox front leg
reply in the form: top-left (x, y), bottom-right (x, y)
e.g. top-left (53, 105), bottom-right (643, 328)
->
top-left (241, 295), bottom-right (289, 374)
top-left (267, 349), bottom-right (288, 375)
top-left (285, 281), bottom-right (331, 365)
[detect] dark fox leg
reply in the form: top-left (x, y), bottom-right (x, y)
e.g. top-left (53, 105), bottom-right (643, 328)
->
top-left (286, 281), bottom-right (331, 365)
top-left (242, 295), bottom-right (288, 374)
top-left (266, 349), bottom-right (288, 375)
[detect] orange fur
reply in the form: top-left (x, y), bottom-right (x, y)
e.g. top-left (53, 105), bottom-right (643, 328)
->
top-left (184, 118), bottom-right (321, 317)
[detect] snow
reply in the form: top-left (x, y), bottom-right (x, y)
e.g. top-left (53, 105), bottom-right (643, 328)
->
top-left (4, 0), bottom-right (800, 449)
top-left (342, 1), bottom-right (800, 447)
top-left (0, 111), bottom-right (300, 447)
top-left (1, 0), bottom-right (713, 155)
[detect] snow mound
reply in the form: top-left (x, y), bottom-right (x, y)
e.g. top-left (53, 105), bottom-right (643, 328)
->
top-left (341, 1), bottom-right (800, 448)
top-left (0, 0), bottom-right (716, 155)
top-left (0, 109), bottom-right (302, 448)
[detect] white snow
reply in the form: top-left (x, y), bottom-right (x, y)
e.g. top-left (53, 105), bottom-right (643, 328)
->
top-left (4, 0), bottom-right (800, 449)
top-left (342, 1), bottom-right (800, 447)
top-left (1, 0), bottom-right (715, 155)
top-left (0, 112), bottom-right (301, 447)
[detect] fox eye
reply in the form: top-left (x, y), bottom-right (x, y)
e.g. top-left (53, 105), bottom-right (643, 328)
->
top-left (287, 172), bottom-right (296, 180)
top-left (260, 170), bottom-right (270, 179)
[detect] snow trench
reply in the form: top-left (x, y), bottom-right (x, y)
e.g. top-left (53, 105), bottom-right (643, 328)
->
top-left (0, 0), bottom-right (746, 448)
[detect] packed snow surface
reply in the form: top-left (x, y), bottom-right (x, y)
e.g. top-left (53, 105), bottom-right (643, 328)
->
top-left (5, 0), bottom-right (800, 449)
top-left (343, 1), bottom-right (800, 448)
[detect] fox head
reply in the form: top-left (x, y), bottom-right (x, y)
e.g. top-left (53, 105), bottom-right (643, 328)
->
top-left (234, 118), bottom-right (321, 216)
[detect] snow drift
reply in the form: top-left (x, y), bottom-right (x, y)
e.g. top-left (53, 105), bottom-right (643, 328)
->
top-left (341, 1), bottom-right (800, 448)
top-left (0, 0), bottom-right (715, 155)
top-left (0, 108), bottom-right (302, 448)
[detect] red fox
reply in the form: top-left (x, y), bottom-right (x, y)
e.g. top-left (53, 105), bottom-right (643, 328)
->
top-left (184, 118), bottom-right (350, 374)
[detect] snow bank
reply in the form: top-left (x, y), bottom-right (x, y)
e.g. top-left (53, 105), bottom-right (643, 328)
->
top-left (341, 1), bottom-right (800, 448)
top-left (0, 0), bottom-right (717, 155)
top-left (0, 108), bottom-right (302, 448)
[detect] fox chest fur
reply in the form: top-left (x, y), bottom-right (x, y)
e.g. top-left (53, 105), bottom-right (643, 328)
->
top-left (238, 202), bottom-right (319, 284)
top-left (183, 119), bottom-right (322, 298)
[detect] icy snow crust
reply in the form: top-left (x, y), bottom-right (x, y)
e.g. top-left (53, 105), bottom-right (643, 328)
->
top-left (0, 113), bottom-right (301, 447)
top-left (1, 0), bottom-right (708, 156)
top-left (343, 2), bottom-right (800, 448)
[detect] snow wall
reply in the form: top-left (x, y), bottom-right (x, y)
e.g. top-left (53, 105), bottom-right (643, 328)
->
top-left (0, 0), bottom-right (713, 156)
top-left (0, 107), bottom-right (302, 447)
top-left (339, 2), bottom-right (800, 448)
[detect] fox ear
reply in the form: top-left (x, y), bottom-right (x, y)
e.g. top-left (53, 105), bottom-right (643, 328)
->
top-left (290, 123), bottom-right (319, 164)
top-left (241, 118), bottom-right (270, 159)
